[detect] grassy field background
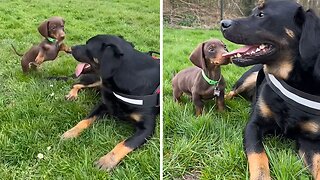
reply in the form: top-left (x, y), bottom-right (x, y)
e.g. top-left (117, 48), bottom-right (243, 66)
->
top-left (0, 0), bottom-right (159, 179)
top-left (163, 28), bottom-right (312, 179)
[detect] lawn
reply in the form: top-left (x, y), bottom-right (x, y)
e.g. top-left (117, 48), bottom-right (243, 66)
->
top-left (0, 0), bottom-right (159, 179)
top-left (163, 28), bottom-right (311, 180)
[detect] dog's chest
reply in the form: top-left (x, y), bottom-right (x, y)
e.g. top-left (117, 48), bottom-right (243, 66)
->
top-left (200, 86), bottom-right (219, 99)
top-left (44, 44), bottom-right (60, 60)
top-left (259, 84), bottom-right (320, 139)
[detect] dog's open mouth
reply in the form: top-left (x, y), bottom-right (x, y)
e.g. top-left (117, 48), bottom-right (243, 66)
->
top-left (75, 63), bottom-right (91, 77)
top-left (222, 44), bottom-right (276, 66)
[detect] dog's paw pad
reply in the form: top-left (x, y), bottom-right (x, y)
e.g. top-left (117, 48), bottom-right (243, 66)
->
top-left (94, 153), bottom-right (118, 171)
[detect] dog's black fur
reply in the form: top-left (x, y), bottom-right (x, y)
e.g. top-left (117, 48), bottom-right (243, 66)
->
top-left (221, 0), bottom-right (320, 179)
top-left (61, 35), bottom-right (160, 171)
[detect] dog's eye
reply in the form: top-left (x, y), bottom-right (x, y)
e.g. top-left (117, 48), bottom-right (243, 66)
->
top-left (257, 12), bottom-right (264, 18)
top-left (208, 48), bottom-right (215, 53)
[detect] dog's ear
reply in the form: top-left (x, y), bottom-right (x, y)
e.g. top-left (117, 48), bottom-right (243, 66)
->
top-left (102, 43), bottom-right (124, 57)
top-left (299, 9), bottom-right (320, 67)
top-left (38, 20), bottom-right (49, 37)
top-left (189, 43), bottom-right (206, 68)
top-left (99, 44), bottom-right (123, 79)
top-left (294, 6), bottom-right (305, 27)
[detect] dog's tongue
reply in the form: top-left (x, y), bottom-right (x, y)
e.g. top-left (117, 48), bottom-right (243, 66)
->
top-left (75, 63), bottom-right (86, 77)
top-left (222, 45), bottom-right (255, 57)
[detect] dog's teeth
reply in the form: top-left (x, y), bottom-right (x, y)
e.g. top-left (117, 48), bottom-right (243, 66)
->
top-left (236, 53), bottom-right (242, 57)
top-left (256, 48), bottom-right (261, 52)
top-left (250, 51), bottom-right (255, 54)
top-left (259, 44), bottom-right (266, 49)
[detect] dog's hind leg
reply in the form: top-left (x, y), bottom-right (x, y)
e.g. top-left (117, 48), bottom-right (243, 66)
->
top-left (298, 138), bottom-right (320, 179)
top-left (172, 86), bottom-right (183, 102)
top-left (95, 114), bottom-right (156, 171)
top-left (61, 102), bottom-right (105, 139)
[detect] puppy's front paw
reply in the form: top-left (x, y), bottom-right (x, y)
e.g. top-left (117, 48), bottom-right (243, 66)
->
top-left (94, 153), bottom-right (119, 171)
top-left (61, 127), bottom-right (80, 140)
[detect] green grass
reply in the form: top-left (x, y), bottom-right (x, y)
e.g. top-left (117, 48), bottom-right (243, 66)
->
top-left (163, 28), bottom-right (311, 179)
top-left (0, 0), bottom-right (159, 179)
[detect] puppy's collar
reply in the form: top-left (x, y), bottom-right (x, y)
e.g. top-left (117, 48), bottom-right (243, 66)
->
top-left (46, 37), bottom-right (57, 43)
top-left (265, 72), bottom-right (320, 115)
top-left (201, 70), bottom-right (220, 86)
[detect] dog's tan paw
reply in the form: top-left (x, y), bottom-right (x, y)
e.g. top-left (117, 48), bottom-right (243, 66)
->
top-left (61, 128), bottom-right (80, 140)
top-left (225, 91), bottom-right (236, 100)
top-left (65, 93), bottom-right (78, 100)
top-left (94, 153), bottom-right (119, 171)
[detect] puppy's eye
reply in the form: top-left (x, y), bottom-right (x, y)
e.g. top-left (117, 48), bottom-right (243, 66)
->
top-left (209, 48), bottom-right (215, 52)
top-left (257, 12), bottom-right (264, 18)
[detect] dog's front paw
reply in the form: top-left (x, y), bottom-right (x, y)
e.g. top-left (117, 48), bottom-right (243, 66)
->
top-left (65, 93), bottom-right (78, 101)
top-left (94, 153), bottom-right (119, 171)
top-left (225, 91), bottom-right (235, 100)
top-left (66, 47), bottom-right (72, 54)
top-left (61, 127), bottom-right (80, 140)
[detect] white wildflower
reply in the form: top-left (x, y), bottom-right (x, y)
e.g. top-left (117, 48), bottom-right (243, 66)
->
top-left (37, 153), bottom-right (44, 159)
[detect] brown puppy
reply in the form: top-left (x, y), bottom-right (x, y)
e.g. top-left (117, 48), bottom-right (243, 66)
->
top-left (12, 16), bottom-right (71, 73)
top-left (172, 39), bottom-right (230, 116)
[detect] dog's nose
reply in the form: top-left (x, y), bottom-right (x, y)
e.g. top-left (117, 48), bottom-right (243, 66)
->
top-left (220, 20), bottom-right (233, 30)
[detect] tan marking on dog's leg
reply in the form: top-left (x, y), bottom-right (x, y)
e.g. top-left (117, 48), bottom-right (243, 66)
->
top-left (65, 81), bottom-right (102, 100)
top-left (300, 121), bottom-right (320, 134)
top-left (258, 98), bottom-right (273, 118)
top-left (95, 141), bottom-right (133, 171)
top-left (35, 50), bottom-right (45, 64)
top-left (59, 43), bottom-right (71, 53)
top-left (231, 72), bottom-right (258, 99)
top-left (285, 28), bottom-right (295, 38)
top-left (312, 154), bottom-right (320, 180)
top-left (65, 84), bottom-right (85, 100)
top-left (61, 116), bottom-right (97, 139)
top-left (247, 152), bottom-right (271, 180)
top-left (130, 113), bottom-right (142, 122)
top-left (225, 90), bottom-right (236, 99)
top-left (195, 106), bottom-right (203, 116)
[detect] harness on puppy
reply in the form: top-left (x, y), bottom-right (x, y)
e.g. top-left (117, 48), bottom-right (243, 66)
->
top-left (256, 69), bottom-right (320, 115)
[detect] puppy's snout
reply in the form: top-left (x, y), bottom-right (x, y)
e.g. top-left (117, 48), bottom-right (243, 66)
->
top-left (59, 32), bottom-right (65, 40)
top-left (220, 20), bottom-right (233, 30)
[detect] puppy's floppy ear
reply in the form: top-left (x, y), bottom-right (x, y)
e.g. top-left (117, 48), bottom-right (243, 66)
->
top-left (102, 43), bottom-right (124, 57)
top-left (189, 43), bottom-right (206, 68)
top-left (38, 20), bottom-right (49, 37)
top-left (299, 9), bottom-right (320, 67)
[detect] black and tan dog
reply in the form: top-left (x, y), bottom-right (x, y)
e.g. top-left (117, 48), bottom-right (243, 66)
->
top-left (172, 39), bottom-right (230, 116)
top-left (12, 16), bottom-right (71, 73)
top-left (221, 0), bottom-right (320, 179)
top-left (61, 35), bottom-right (160, 171)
